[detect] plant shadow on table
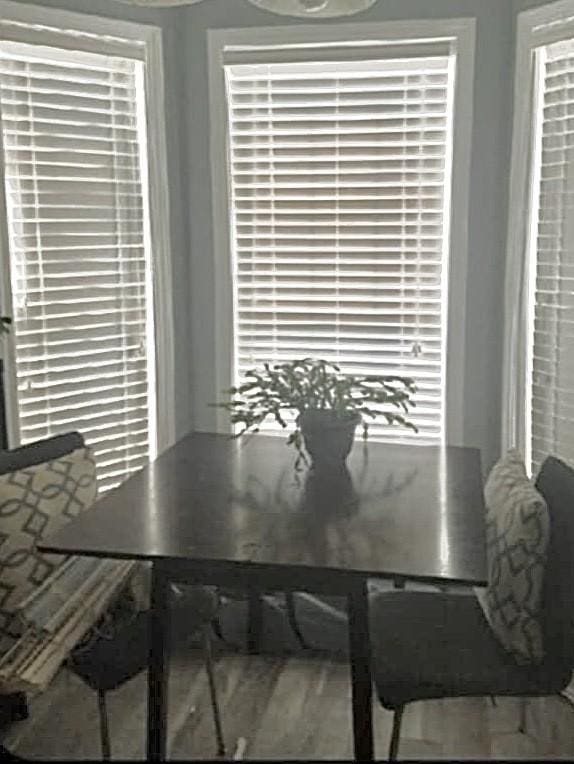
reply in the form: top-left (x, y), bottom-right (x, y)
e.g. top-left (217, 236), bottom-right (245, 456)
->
top-left (232, 455), bottom-right (419, 560)
top-left (216, 458), bottom-right (418, 658)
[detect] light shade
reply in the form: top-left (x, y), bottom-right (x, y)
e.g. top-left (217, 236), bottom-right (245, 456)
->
top-left (112, 0), bottom-right (207, 6)
top-left (112, 0), bottom-right (377, 13)
top-left (248, 0), bottom-right (377, 16)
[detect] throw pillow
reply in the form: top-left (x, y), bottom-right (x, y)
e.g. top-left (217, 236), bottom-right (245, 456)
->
top-left (0, 447), bottom-right (97, 640)
top-left (476, 449), bottom-right (550, 664)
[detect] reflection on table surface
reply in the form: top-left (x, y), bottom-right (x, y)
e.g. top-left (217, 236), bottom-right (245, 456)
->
top-left (40, 432), bottom-right (487, 587)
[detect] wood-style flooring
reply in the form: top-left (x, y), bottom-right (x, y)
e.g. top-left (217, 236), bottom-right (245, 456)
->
top-left (4, 643), bottom-right (574, 760)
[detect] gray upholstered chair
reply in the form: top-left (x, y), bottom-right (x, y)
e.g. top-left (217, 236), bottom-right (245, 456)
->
top-left (0, 432), bottom-right (230, 761)
top-left (369, 455), bottom-right (574, 760)
top-left (68, 582), bottom-right (227, 761)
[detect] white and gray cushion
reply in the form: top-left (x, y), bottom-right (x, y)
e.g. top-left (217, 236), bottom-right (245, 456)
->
top-left (477, 449), bottom-right (550, 664)
top-left (0, 447), bottom-right (97, 641)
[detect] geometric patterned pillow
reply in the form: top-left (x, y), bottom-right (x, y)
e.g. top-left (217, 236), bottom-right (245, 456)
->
top-left (476, 449), bottom-right (550, 664)
top-left (0, 447), bottom-right (97, 642)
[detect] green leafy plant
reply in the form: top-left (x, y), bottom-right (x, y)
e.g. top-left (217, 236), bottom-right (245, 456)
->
top-left (215, 358), bottom-right (418, 467)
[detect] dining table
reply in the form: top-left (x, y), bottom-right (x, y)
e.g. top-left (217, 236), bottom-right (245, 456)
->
top-left (39, 431), bottom-right (487, 762)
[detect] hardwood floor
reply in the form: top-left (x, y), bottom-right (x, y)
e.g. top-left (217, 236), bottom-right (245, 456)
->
top-left (3, 644), bottom-right (574, 760)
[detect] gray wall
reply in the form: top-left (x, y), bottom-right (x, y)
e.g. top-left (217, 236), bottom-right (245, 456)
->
top-left (9, 0), bottom-right (194, 439)
top-left (9, 0), bottom-right (528, 471)
top-left (184, 0), bottom-right (515, 471)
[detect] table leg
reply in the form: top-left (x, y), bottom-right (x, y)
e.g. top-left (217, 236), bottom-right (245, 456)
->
top-left (247, 587), bottom-right (263, 654)
top-left (347, 581), bottom-right (374, 762)
top-left (147, 562), bottom-right (171, 761)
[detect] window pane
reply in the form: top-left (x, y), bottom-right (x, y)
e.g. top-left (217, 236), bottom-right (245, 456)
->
top-left (0, 43), bottom-right (155, 492)
top-left (528, 39), bottom-right (574, 475)
top-left (224, 55), bottom-right (455, 443)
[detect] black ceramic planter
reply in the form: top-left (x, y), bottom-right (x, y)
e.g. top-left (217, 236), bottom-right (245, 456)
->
top-left (298, 410), bottom-right (360, 468)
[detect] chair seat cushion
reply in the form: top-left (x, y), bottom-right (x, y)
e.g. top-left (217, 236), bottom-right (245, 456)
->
top-left (69, 610), bottom-right (150, 692)
top-left (68, 585), bottom-right (218, 692)
top-left (170, 584), bottom-right (219, 629)
top-left (370, 591), bottom-right (570, 710)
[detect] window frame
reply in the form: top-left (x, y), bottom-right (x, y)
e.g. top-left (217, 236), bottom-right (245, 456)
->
top-left (208, 18), bottom-right (475, 442)
top-left (502, 0), bottom-right (574, 465)
top-left (0, 0), bottom-right (176, 455)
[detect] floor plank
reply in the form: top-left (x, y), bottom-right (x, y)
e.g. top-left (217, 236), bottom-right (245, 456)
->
top-left (3, 644), bottom-right (574, 760)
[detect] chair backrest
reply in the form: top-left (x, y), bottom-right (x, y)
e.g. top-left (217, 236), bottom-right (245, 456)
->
top-left (0, 431), bottom-right (85, 476)
top-left (535, 455), bottom-right (574, 667)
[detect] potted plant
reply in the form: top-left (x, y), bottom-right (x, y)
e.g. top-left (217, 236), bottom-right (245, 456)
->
top-left (215, 358), bottom-right (417, 470)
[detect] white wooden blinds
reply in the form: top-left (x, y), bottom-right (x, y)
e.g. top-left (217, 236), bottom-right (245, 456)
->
top-left (529, 39), bottom-right (574, 473)
top-left (224, 50), bottom-right (455, 443)
top-left (0, 41), bottom-right (153, 492)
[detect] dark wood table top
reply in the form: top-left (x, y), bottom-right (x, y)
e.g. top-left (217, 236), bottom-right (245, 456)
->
top-left (39, 432), bottom-right (487, 586)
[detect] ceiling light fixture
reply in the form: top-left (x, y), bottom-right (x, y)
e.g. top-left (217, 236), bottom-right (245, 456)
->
top-left (247, 0), bottom-right (376, 17)
top-left (113, 0), bottom-right (206, 5)
top-left (113, 0), bottom-right (377, 18)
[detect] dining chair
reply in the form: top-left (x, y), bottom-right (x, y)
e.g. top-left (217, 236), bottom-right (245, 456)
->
top-left (0, 431), bottom-right (86, 753)
top-left (0, 432), bottom-right (234, 761)
top-left (68, 583), bottom-right (228, 761)
top-left (369, 454), bottom-right (574, 760)
top-left (214, 587), bottom-right (310, 653)
top-left (0, 742), bottom-right (24, 760)
top-left (0, 431), bottom-right (85, 474)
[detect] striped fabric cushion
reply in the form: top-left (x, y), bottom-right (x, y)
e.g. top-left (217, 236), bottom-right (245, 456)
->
top-left (477, 450), bottom-right (550, 664)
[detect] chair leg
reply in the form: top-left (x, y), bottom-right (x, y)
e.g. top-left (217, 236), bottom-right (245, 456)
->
top-left (518, 697), bottom-right (527, 734)
top-left (97, 689), bottom-right (111, 761)
top-left (389, 706), bottom-right (404, 761)
top-left (9, 692), bottom-right (28, 721)
top-left (247, 588), bottom-right (263, 654)
top-left (211, 614), bottom-right (226, 643)
top-left (285, 592), bottom-right (309, 650)
top-left (210, 610), bottom-right (240, 652)
top-left (202, 627), bottom-right (226, 758)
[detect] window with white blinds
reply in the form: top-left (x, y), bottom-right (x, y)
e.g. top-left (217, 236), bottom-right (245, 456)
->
top-left (0, 41), bottom-right (155, 492)
top-left (526, 38), bottom-right (574, 474)
top-left (224, 51), bottom-right (455, 443)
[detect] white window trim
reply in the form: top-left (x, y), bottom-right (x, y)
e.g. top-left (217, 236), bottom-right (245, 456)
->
top-left (502, 0), bottom-right (574, 458)
top-left (208, 18), bottom-right (475, 442)
top-left (0, 0), bottom-right (176, 455)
